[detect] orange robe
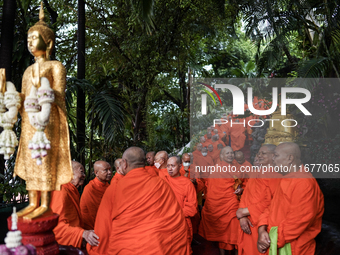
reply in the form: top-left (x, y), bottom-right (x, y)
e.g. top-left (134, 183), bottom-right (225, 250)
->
top-left (80, 177), bottom-right (109, 230)
top-left (107, 167), bottom-right (189, 254)
top-left (192, 154), bottom-right (214, 179)
top-left (158, 168), bottom-right (169, 179)
top-left (258, 170), bottom-right (324, 255)
top-left (209, 149), bottom-right (221, 164)
top-left (199, 161), bottom-right (246, 250)
top-left (237, 172), bottom-right (281, 255)
top-left (229, 124), bottom-right (246, 151)
top-left (179, 165), bottom-right (203, 234)
top-left (145, 165), bottom-right (159, 176)
top-left (112, 172), bottom-right (124, 181)
top-left (50, 182), bottom-right (84, 248)
top-left (87, 170), bottom-right (124, 255)
top-left (163, 175), bottom-right (198, 253)
top-left (180, 165), bottom-right (191, 179)
top-left (202, 140), bottom-right (212, 148)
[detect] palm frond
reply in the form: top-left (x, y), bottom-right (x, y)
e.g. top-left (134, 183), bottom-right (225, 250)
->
top-left (92, 92), bottom-right (126, 144)
top-left (297, 57), bottom-right (330, 78)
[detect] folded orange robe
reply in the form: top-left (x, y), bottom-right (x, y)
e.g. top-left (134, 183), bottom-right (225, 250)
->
top-left (112, 172), bottom-right (124, 181)
top-left (179, 165), bottom-right (202, 234)
top-left (80, 177), bottom-right (109, 230)
top-left (229, 124), bottom-right (246, 151)
top-left (158, 168), bottom-right (169, 179)
top-left (107, 167), bottom-right (189, 255)
top-left (238, 174), bottom-right (281, 255)
top-left (163, 175), bottom-right (197, 253)
top-left (145, 165), bottom-right (159, 176)
top-left (258, 170), bottom-right (324, 255)
top-left (180, 165), bottom-right (191, 179)
top-left (50, 182), bottom-right (84, 248)
top-left (199, 161), bottom-right (246, 250)
top-left (87, 172), bottom-right (123, 255)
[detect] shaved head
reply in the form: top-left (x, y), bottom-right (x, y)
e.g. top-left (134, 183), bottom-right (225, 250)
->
top-left (182, 153), bottom-right (190, 163)
top-left (71, 161), bottom-right (85, 188)
top-left (273, 142), bottom-right (302, 173)
top-left (220, 146), bottom-right (234, 163)
top-left (120, 147), bottom-right (145, 175)
top-left (114, 158), bottom-right (122, 169)
top-left (212, 135), bottom-right (219, 142)
top-left (262, 144), bottom-right (276, 153)
top-left (94, 160), bottom-right (109, 173)
top-left (94, 160), bottom-right (112, 183)
top-left (123, 147), bottom-right (145, 166)
top-left (169, 156), bottom-right (181, 165)
top-left (114, 158), bottom-right (124, 175)
top-left (234, 151), bottom-right (245, 164)
top-left (146, 151), bottom-right (155, 166)
top-left (154, 151), bottom-right (169, 169)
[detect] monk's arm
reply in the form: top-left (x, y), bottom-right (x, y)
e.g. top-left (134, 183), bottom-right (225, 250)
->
top-left (276, 182), bottom-right (321, 248)
top-left (51, 192), bottom-right (84, 248)
top-left (183, 183), bottom-right (198, 217)
top-left (239, 187), bottom-right (271, 222)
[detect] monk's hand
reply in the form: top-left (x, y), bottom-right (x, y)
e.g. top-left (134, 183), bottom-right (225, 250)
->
top-left (257, 225), bottom-right (270, 253)
top-left (234, 187), bottom-right (244, 195)
top-left (236, 208), bottom-right (245, 219)
top-left (239, 217), bottom-right (253, 235)
top-left (83, 230), bottom-right (99, 246)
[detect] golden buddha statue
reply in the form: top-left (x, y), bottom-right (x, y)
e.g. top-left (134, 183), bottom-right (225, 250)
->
top-left (15, 2), bottom-right (73, 219)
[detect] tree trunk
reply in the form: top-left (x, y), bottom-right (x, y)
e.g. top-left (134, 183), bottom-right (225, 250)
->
top-left (77, 0), bottom-right (86, 166)
top-left (0, 0), bottom-right (16, 80)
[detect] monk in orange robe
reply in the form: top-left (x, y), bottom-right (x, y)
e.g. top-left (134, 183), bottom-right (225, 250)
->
top-left (80, 161), bottom-right (112, 230)
top-left (107, 147), bottom-right (189, 254)
top-left (193, 147), bottom-right (214, 178)
top-left (210, 134), bottom-right (221, 151)
top-left (236, 145), bottom-right (281, 255)
top-left (162, 156), bottom-right (198, 254)
top-left (257, 142), bottom-right (324, 255)
top-left (180, 153), bottom-right (191, 178)
top-left (213, 129), bottom-right (225, 145)
top-left (50, 161), bottom-right (99, 248)
top-left (87, 161), bottom-right (124, 255)
top-left (154, 150), bottom-right (169, 179)
top-left (234, 150), bottom-right (252, 170)
top-left (192, 143), bottom-right (203, 159)
top-left (199, 146), bottom-right (246, 255)
top-left (204, 127), bottom-right (213, 140)
top-left (208, 144), bottom-right (223, 164)
top-left (229, 120), bottom-right (246, 151)
top-left (145, 151), bottom-right (159, 175)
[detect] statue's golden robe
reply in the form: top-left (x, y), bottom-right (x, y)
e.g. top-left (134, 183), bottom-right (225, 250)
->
top-left (14, 61), bottom-right (73, 191)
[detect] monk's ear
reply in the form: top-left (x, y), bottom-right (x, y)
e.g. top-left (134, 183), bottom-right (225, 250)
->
top-left (288, 154), bottom-right (294, 164)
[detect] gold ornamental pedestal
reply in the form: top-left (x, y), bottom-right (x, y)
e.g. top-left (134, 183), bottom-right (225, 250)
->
top-left (263, 106), bottom-right (298, 145)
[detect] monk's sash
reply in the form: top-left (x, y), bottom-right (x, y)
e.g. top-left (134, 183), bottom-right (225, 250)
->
top-left (269, 227), bottom-right (292, 255)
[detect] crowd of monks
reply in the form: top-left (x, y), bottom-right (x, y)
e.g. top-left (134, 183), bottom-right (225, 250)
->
top-left (47, 91), bottom-right (321, 255)
top-left (48, 138), bottom-right (324, 255)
